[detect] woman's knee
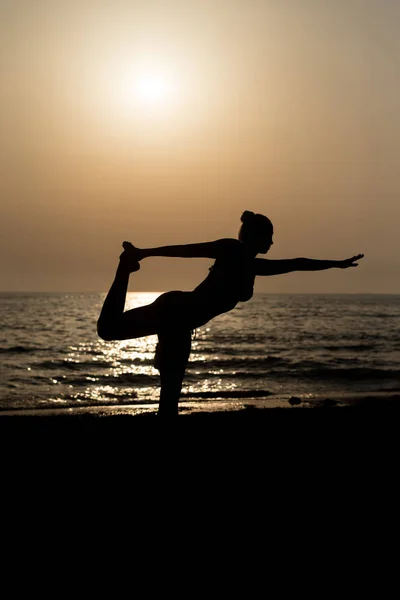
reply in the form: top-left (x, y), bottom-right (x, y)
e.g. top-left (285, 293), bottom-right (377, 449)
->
top-left (97, 319), bottom-right (120, 341)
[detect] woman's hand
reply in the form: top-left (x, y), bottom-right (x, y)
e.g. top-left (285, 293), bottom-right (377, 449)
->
top-left (118, 241), bottom-right (143, 273)
top-left (338, 254), bottom-right (364, 268)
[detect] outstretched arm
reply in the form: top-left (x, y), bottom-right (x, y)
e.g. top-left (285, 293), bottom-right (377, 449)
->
top-left (126, 238), bottom-right (239, 260)
top-left (255, 254), bottom-right (364, 276)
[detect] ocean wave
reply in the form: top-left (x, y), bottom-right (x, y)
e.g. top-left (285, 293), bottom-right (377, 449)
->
top-left (262, 366), bottom-right (400, 381)
top-left (0, 395), bottom-right (155, 412)
top-left (294, 331), bottom-right (386, 342)
top-left (320, 344), bottom-right (383, 352)
top-left (35, 356), bottom-right (158, 370)
top-left (0, 345), bottom-right (77, 355)
top-left (189, 355), bottom-right (288, 369)
top-left (35, 359), bottom-right (109, 370)
top-left (208, 333), bottom-right (273, 344)
top-left (24, 359), bottom-right (400, 385)
top-left (192, 345), bottom-right (274, 356)
top-left (0, 345), bottom-right (42, 354)
top-left (118, 357), bottom-right (154, 366)
top-left (182, 389), bottom-right (273, 399)
top-left (55, 373), bottom-right (160, 387)
top-left (184, 365), bottom-right (400, 382)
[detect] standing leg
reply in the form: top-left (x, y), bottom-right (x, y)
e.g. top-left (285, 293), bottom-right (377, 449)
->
top-left (156, 330), bottom-right (192, 417)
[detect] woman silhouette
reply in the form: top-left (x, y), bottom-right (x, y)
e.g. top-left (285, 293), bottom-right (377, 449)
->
top-left (97, 211), bottom-right (363, 416)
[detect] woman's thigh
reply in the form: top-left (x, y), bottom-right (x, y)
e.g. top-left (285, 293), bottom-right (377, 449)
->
top-left (155, 291), bottom-right (195, 332)
top-left (118, 291), bottom-right (193, 340)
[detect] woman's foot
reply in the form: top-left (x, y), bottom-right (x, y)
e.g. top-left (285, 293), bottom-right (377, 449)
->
top-left (119, 241), bottom-right (141, 273)
top-left (122, 241), bottom-right (140, 255)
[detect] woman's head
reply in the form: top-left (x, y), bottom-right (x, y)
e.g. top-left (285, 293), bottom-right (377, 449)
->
top-left (239, 211), bottom-right (274, 254)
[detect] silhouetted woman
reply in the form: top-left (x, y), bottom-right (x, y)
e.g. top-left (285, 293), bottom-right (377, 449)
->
top-left (97, 211), bottom-right (363, 416)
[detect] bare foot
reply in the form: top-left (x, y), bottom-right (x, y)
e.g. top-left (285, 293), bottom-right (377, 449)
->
top-left (119, 242), bottom-right (140, 273)
top-left (122, 241), bottom-right (136, 252)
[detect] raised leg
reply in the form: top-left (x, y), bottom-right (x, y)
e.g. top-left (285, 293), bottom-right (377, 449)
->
top-left (98, 249), bottom-right (193, 416)
top-left (97, 246), bottom-right (142, 341)
top-left (97, 251), bottom-right (189, 342)
top-left (156, 330), bottom-right (192, 418)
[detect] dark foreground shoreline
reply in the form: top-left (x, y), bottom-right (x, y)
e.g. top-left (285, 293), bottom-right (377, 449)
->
top-left (1, 393), bottom-right (400, 421)
top-left (2, 396), bottom-right (399, 473)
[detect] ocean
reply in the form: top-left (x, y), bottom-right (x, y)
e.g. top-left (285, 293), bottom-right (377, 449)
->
top-left (1, 292), bottom-right (399, 413)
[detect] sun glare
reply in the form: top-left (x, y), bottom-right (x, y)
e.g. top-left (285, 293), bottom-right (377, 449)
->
top-left (103, 64), bottom-right (179, 118)
top-left (87, 55), bottom-right (189, 132)
top-left (136, 74), bottom-right (172, 105)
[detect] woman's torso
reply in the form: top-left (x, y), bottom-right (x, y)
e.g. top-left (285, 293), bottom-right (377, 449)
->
top-left (190, 240), bottom-right (256, 326)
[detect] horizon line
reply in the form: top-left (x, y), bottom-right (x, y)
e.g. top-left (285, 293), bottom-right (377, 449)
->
top-left (1, 290), bottom-right (400, 296)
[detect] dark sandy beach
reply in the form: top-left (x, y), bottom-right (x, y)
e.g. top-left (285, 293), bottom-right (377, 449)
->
top-left (2, 394), bottom-right (398, 476)
top-left (1, 391), bottom-right (399, 422)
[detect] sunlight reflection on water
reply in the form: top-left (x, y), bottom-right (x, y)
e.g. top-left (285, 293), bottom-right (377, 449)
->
top-left (2, 292), bottom-right (400, 410)
top-left (84, 293), bottom-right (163, 402)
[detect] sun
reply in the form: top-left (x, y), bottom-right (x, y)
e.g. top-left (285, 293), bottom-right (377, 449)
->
top-left (108, 66), bottom-right (178, 116)
top-left (136, 73), bottom-right (173, 105)
top-left (88, 58), bottom-right (186, 129)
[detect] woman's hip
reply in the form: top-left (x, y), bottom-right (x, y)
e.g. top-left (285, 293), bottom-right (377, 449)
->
top-left (154, 291), bottom-right (207, 332)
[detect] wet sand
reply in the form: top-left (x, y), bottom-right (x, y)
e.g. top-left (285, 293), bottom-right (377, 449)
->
top-left (1, 391), bottom-right (399, 420)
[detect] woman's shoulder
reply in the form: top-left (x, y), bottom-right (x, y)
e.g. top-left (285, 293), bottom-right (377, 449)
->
top-left (212, 239), bottom-right (246, 263)
top-left (215, 238), bottom-right (243, 252)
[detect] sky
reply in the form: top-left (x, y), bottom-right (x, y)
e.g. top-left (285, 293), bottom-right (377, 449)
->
top-left (1, 0), bottom-right (399, 293)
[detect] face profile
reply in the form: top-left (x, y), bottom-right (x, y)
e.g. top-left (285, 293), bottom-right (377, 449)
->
top-left (255, 229), bottom-right (273, 254)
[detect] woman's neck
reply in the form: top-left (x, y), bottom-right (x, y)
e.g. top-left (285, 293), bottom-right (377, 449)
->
top-left (239, 240), bottom-right (258, 259)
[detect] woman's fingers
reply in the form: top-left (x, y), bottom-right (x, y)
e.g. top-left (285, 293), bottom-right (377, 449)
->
top-left (340, 254), bottom-right (364, 268)
top-left (349, 254), bottom-right (364, 266)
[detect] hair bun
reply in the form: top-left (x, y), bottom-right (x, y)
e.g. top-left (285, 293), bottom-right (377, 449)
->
top-left (241, 210), bottom-right (255, 223)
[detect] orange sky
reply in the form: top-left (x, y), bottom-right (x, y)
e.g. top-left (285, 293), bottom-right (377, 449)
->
top-left (1, 0), bottom-right (399, 293)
